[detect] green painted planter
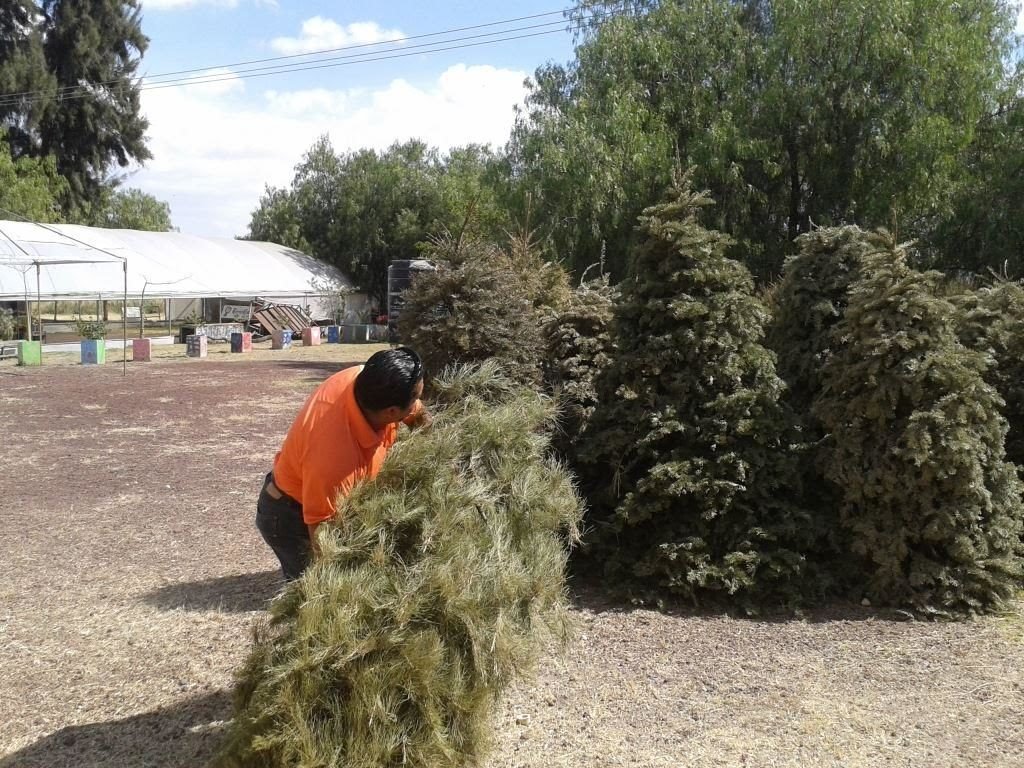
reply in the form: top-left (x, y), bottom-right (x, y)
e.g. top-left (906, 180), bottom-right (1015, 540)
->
top-left (17, 340), bottom-right (41, 366)
top-left (81, 339), bottom-right (106, 365)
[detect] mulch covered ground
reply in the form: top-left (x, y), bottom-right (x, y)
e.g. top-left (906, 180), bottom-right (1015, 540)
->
top-left (1, 347), bottom-right (1022, 768)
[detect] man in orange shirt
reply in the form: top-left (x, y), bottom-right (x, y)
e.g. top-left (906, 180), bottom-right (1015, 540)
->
top-left (256, 346), bottom-right (427, 580)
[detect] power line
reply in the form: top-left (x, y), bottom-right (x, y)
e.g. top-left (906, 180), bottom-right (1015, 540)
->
top-left (143, 10), bottom-right (570, 82)
top-left (141, 19), bottom-right (572, 89)
top-left (0, 9), bottom-right (581, 108)
top-left (0, 22), bottom-right (589, 110)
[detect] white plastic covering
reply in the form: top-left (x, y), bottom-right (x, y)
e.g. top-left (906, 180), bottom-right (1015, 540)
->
top-left (0, 221), bottom-right (351, 300)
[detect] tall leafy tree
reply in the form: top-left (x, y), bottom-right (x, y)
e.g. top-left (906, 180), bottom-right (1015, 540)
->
top-left (246, 185), bottom-right (310, 252)
top-left (0, 131), bottom-right (65, 221)
top-left (511, 0), bottom-right (1018, 280)
top-left (89, 187), bottom-right (172, 231)
top-left (38, 0), bottom-right (150, 214)
top-left (248, 138), bottom-right (510, 308)
top-left (928, 72), bottom-right (1024, 276)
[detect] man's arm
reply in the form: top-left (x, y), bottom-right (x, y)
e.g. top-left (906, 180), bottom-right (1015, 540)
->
top-left (307, 523), bottom-right (321, 557)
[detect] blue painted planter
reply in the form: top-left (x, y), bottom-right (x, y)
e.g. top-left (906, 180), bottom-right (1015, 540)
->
top-left (80, 339), bottom-right (106, 365)
top-left (327, 325), bottom-right (341, 343)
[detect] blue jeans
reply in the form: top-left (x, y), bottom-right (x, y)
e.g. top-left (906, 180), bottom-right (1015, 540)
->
top-left (255, 473), bottom-right (310, 581)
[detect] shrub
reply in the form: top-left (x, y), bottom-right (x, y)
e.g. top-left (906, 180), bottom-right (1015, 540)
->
top-left (75, 318), bottom-right (107, 340)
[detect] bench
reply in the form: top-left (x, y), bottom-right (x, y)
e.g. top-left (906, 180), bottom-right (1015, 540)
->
top-left (0, 343), bottom-right (17, 360)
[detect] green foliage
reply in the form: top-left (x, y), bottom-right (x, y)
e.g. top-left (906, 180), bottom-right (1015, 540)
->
top-left (87, 187), bottom-right (173, 231)
top-left (246, 138), bottom-right (514, 306)
top-left (248, 137), bottom-right (446, 307)
top-left (953, 279), bottom-right (1024, 470)
top-left (767, 226), bottom-right (875, 418)
top-left (246, 186), bottom-right (310, 252)
top-left (511, 0), bottom-right (1018, 280)
top-left (38, 0), bottom-right (151, 216)
top-left (0, 1), bottom-right (54, 157)
top-left (541, 274), bottom-right (618, 461)
top-left (813, 233), bottom-right (1024, 616)
top-left (0, 135), bottom-right (65, 221)
top-left (74, 318), bottom-right (106, 339)
top-left (217, 362), bottom-right (582, 768)
top-left (0, 308), bottom-right (14, 341)
top-left (580, 177), bottom-right (815, 606)
top-left (398, 231), bottom-right (570, 388)
top-left (928, 75), bottom-right (1024, 276)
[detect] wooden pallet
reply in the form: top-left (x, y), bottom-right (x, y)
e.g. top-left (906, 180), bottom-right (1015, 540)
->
top-left (251, 302), bottom-right (312, 335)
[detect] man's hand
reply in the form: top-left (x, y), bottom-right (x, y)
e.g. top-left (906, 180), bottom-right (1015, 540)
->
top-left (404, 404), bottom-right (432, 430)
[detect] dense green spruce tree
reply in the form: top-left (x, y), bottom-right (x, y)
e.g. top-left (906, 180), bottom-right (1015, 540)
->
top-left (813, 233), bottom-right (1024, 616)
top-left (580, 177), bottom-right (814, 606)
top-left (542, 275), bottom-right (617, 463)
top-left (767, 226), bottom-right (874, 415)
top-left (953, 279), bottom-right (1024, 471)
top-left (39, 0), bottom-right (150, 214)
top-left (764, 226), bottom-right (878, 587)
top-left (217, 363), bottom-right (582, 768)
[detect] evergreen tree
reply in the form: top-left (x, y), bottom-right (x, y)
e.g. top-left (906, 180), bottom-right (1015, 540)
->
top-left (953, 279), bottom-right (1024, 471)
top-left (398, 231), bottom-right (569, 388)
top-left (38, 0), bottom-right (150, 214)
top-left (217, 363), bottom-right (582, 768)
top-left (764, 226), bottom-right (879, 589)
top-left (813, 233), bottom-right (1024, 616)
top-left (767, 226), bottom-right (874, 416)
top-left (542, 274), bottom-right (617, 463)
top-left (580, 177), bottom-right (813, 606)
top-left (0, 0), bottom-right (54, 156)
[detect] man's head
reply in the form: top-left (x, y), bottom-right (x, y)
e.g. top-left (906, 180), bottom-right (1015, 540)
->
top-left (354, 347), bottom-right (424, 428)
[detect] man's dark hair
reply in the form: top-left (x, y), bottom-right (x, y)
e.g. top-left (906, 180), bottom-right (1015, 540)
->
top-left (354, 347), bottom-right (424, 412)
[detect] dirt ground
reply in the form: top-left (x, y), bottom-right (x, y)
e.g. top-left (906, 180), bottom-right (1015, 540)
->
top-left (1, 347), bottom-right (1022, 768)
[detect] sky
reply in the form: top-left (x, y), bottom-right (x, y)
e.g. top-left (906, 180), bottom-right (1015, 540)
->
top-left (131, 1), bottom-right (579, 238)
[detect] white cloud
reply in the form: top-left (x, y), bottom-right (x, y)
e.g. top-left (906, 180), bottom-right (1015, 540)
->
top-left (132, 64), bottom-right (528, 238)
top-left (271, 18), bottom-right (405, 56)
top-left (1017, 3), bottom-right (1024, 34)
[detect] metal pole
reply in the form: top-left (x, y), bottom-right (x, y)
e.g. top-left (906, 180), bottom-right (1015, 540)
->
top-left (123, 261), bottom-right (127, 377)
top-left (35, 262), bottom-right (41, 346)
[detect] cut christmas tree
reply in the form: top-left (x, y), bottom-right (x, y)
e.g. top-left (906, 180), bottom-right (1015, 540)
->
top-left (813, 232), bottom-right (1024, 616)
top-left (217, 362), bottom-right (582, 768)
top-left (542, 275), bottom-right (617, 464)
top-left (579, 174), bottom-right (815, 607)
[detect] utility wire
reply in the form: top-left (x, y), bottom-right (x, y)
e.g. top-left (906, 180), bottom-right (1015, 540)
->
top-left (0, 23), bottom-right (589, 109)
top-left (0, 9), bottom-right (585, 108)
top-left (143, 9), bottom-right (570, 82)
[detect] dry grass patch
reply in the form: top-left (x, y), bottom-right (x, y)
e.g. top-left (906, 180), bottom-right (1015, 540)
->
top-left (0, 357), bottom-right (1021, 768)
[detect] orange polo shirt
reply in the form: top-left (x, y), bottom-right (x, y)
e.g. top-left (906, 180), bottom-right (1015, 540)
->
top-left (272, 365), bottom-right (415, 525)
